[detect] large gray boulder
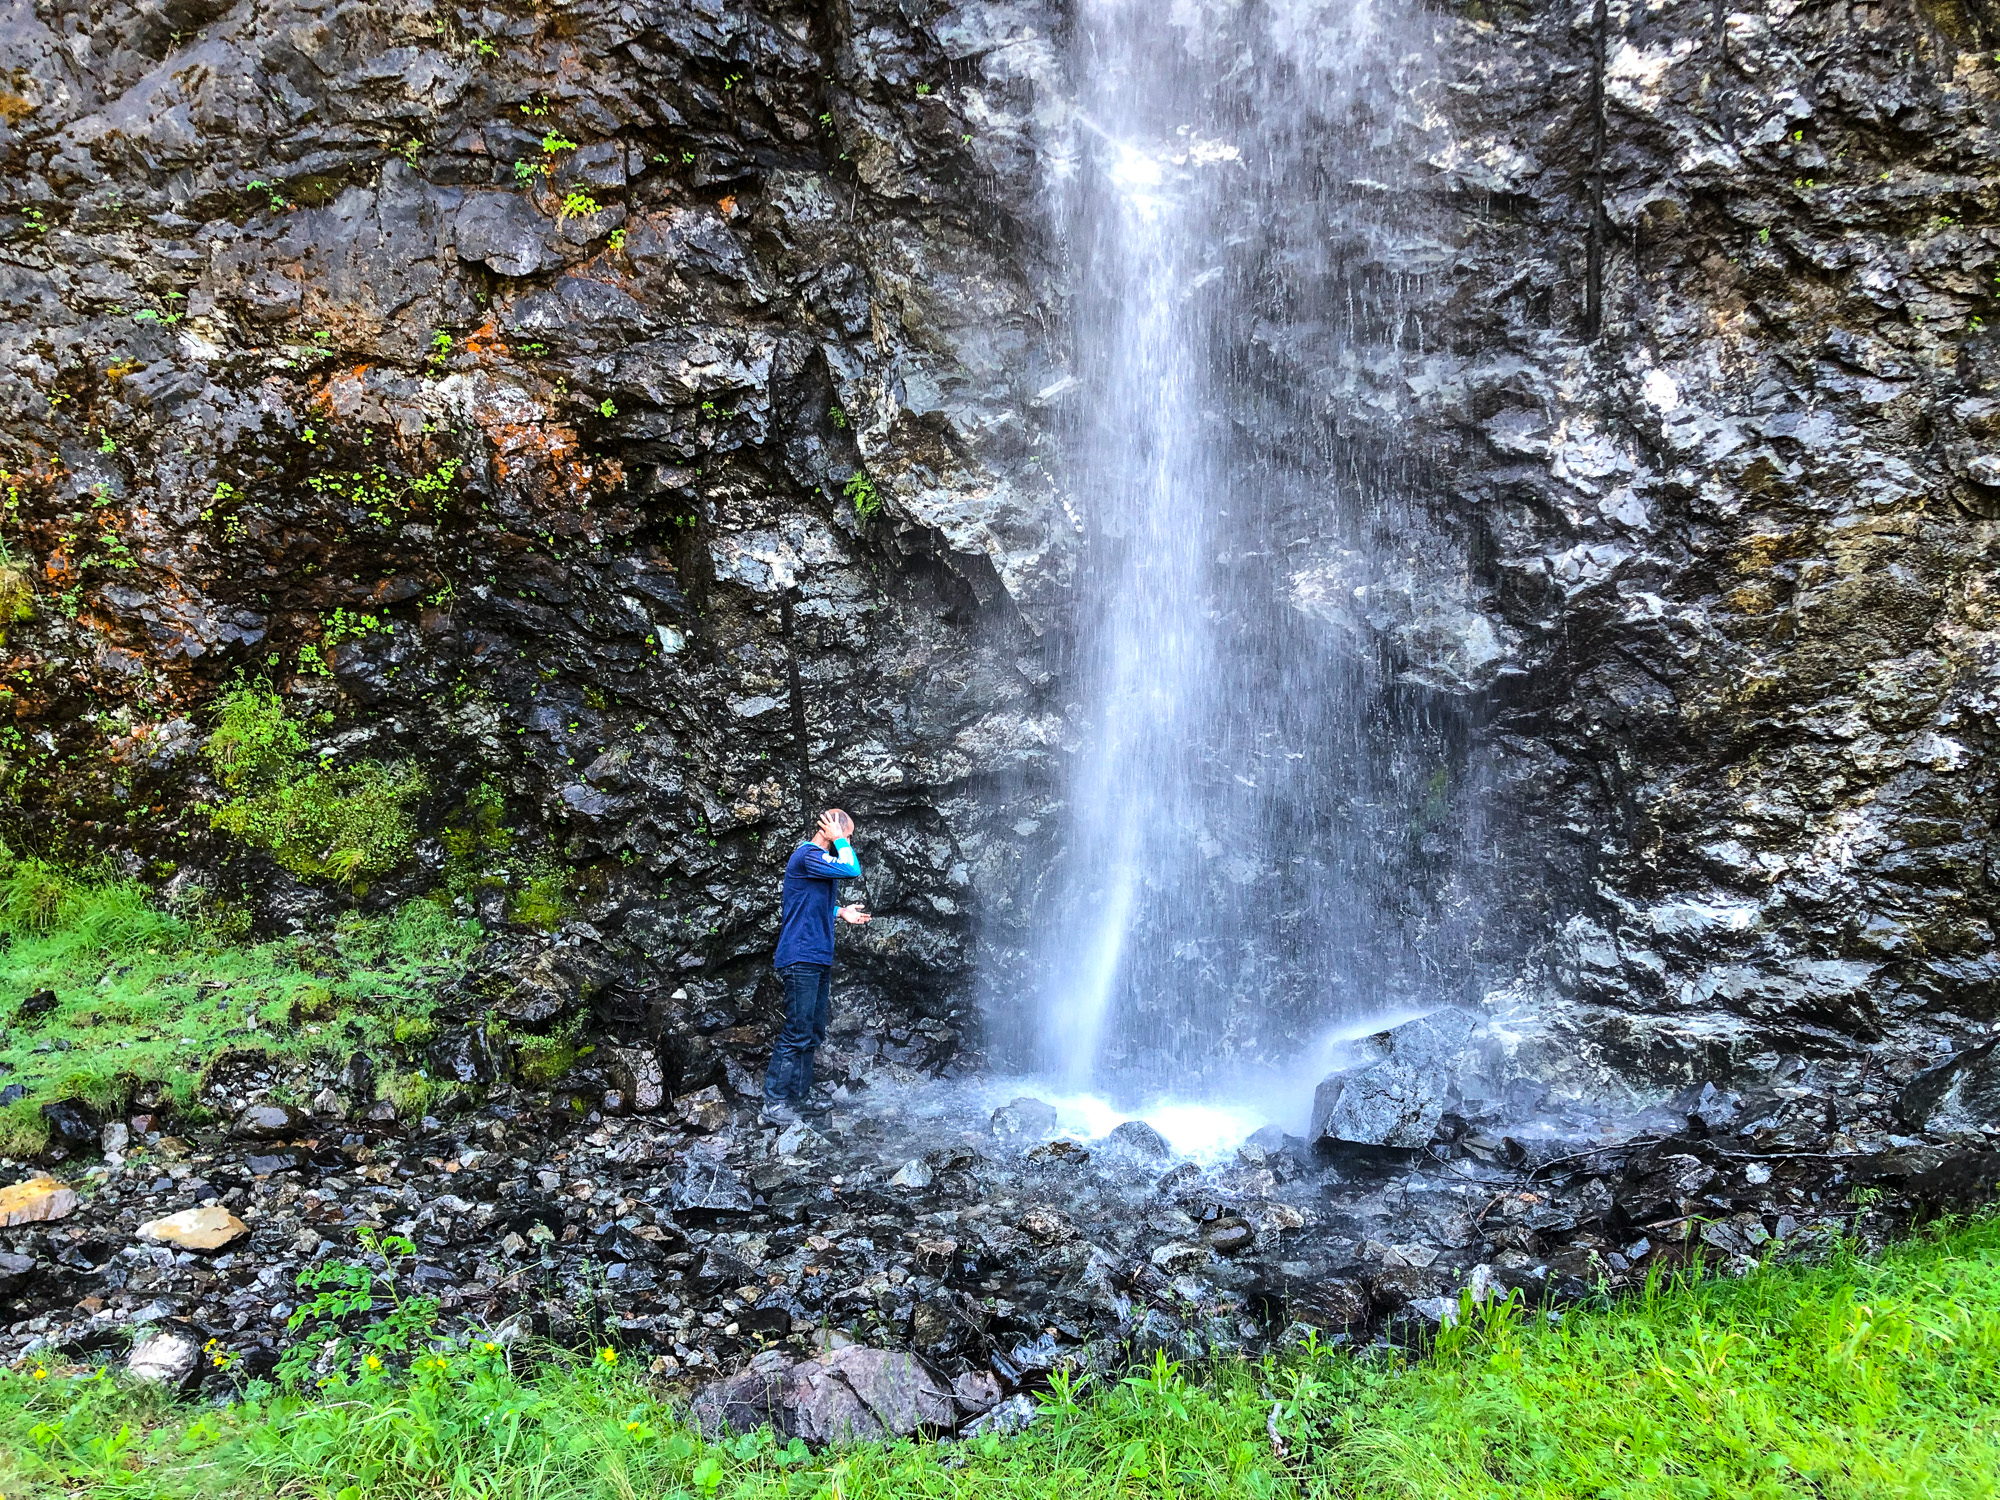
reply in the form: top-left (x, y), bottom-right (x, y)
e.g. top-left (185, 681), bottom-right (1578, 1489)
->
top-left (690, 1346), bottom-right (961, 1443)
top-left (1309, 1009), bottom-right (1480, 1149)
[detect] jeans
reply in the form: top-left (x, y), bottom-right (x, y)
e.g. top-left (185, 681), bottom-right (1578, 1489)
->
top-left (764, 962), bottom-right (832, 1103)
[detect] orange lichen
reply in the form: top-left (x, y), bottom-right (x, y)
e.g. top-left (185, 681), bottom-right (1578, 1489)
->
top-left (462, 320), bottom-right (509, 357)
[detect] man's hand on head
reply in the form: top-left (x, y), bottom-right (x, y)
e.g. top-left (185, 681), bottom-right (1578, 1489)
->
top-left (838, 903), bottom-right (871, 925)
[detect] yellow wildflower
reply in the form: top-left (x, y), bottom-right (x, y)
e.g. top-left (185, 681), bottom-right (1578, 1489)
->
top-left (598, 1347), bottom-right (618, 1367)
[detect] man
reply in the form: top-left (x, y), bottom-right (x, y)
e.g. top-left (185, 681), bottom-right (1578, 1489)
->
top-left (764, 808), bottom-right (871, 1120)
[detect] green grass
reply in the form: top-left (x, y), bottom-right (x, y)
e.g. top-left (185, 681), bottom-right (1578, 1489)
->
top-left (0, 854), bottom-right (479, 1153)
top-left (1, 1217), bottom-right (1997, 1498)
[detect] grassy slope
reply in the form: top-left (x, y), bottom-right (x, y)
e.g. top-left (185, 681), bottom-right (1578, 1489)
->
top-left (0, 855), bottom-right (478, 1154)
top-left (1, 1216), bottom-right (1996, 1499)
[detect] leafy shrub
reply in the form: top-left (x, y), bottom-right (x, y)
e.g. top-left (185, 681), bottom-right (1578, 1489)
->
top-left (277, 1230), bottom-right (440, 1387)
top-left (203, 685), bottom-right (427, 887)
top-left (203, 682), bottom-right (310, 792)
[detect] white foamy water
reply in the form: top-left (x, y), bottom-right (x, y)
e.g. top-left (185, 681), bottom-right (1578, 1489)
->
top-left (1041, 1092), bottom-right (1274, 1163)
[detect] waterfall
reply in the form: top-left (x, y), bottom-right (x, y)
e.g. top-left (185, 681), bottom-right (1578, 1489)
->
top-left (1017, 0), bottom-right (1484, 1117)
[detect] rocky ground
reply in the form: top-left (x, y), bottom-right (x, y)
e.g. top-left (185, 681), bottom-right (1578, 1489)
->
top-left (3, 1009), bottom-right (1994, 1441)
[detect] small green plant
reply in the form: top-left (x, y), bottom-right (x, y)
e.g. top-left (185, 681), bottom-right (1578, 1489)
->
top-left (558, 190), bottom-right (601, 223)
top-left (598, 397), bottom-right (617, 417)
top-left (276, 1230), bottom-right (441, 1387)
top-left (470, 36), bottom-right (497, 55)
top-left (606, 227), bottom-right (626, 251)
top-left (844, 471), bottom-right (882, 518)
top-left (322, 607), bottom-right (389, 648)
top-left (830, 404), bottom-right (848, 429)
top-left (245, 178), bottom-right (291, 211)
top-left (398, 137), bottom-right (421, 167)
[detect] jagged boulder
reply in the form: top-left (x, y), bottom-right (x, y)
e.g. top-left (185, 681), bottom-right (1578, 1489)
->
top-left (691, 1345), bottom-right (962, 1444)
top-left (1898, 1040), bottom-right (2000, 1136)
top-left (1309, 1010), bottom-right (1481, 1149)
top-left (990, 1096), bottom-right (1058, 1143)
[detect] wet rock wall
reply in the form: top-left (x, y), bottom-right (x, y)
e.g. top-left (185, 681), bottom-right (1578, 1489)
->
top-left (0, 0), bottom-right (1075, 1067)
top-left (1427, 0), bottom-right (2000, 1084)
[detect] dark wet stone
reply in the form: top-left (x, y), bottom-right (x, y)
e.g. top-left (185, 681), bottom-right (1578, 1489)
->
top-left (1672, 1082), bottom-right (1742, 1135)
top-left (453, 191), bottom-right (561, 277)
top-left (337, 1052), bottom-right (375, 1096)
top-left (0, 1251), bottom-right (38, 1295)
top-left (1156, 1162), bottom-right (1200, 1196)
top-left (674, 1155), bottom-right (754, 1214)
top-left (696, 1246), bottom-right (760, 1289)
top-left (245, 1152), bottom-right (302, 1176)
top-left (1310, 1009), bottom-right (1480, 1149)
top-left (1275, 1277), bottom-right (1371, 1335)
top-left (495, 1198), bottom-right (566, 1240)
top-left (1025, 1138), bottom-right (1090, 1167)
top-left (1203, 1217), bottom-right (1255, 1255)
top-left (41, 1099), bottom-right (99, 1148)
top-left (912, 1292), bottom-right (987, 1355)
top-left (1366, 1263), bottom-right (1451, 1310)
top-left (0, 1084), bottom-right (25, 1106)
top-left (14, 989), bottom-right (57, 1026)
top-left (427, 1028), bottom-right (499, 1087)
top-left (591, 1222), bottom-right (652, 1263)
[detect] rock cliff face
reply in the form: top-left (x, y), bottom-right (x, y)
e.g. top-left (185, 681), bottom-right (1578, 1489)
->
top-left (1432, 0), bottom-right (2000, 1084)
top-left (0, 0), bottom-right (1076, 1078)
top-left (4, 0), bottom-right (2000, 1090)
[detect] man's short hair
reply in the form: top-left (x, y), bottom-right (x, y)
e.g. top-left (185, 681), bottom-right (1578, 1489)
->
top-left (823, 808), bottom-right (854, 837)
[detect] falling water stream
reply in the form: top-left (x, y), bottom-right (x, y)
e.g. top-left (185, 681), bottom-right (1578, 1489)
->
top-left (1011, 0), bottom-right (1486, 1143)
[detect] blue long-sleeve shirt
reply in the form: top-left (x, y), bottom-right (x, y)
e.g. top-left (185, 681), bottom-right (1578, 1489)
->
top-left (773, 838), bottom-right (862, 968)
